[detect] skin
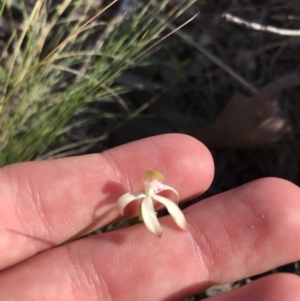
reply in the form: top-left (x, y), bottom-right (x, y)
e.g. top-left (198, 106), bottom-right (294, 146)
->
top-left (0, 133), bottom-right (299, 300)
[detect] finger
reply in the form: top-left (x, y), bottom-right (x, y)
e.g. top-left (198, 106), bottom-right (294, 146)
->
top-left (0, 134), bottom-right (214, 269)
top-left (189, 177), bottom-right (300, 285)
top-left (0, 178), bottom-right (300, 301)
top-left (207, 273), bottom-right (300, 301)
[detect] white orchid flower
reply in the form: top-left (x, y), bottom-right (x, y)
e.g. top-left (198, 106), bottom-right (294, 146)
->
top-left (117, 170), bottom-right (188, 236)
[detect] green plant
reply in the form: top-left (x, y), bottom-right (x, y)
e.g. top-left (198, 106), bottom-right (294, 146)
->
top-left (0, 0), bottom-right (197, 166)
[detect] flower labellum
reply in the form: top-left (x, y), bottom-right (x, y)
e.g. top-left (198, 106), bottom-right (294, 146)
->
top-left (117, 170), bottom-right (188, 236)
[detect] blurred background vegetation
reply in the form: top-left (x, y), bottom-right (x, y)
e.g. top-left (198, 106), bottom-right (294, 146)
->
top-left (1, 0), bottom-right (300, 299)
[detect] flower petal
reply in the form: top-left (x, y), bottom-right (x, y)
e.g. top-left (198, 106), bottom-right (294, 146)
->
top-left (145, 179), bottom-right (179, 201)
top-left (152, 195), bottom-right (188, 231)
top-left (117, 192), bottom-right (145, 214)
top-left (141, 196), bottom-right (162, 236)
top-left (158, 184), bottom-right (179, 201)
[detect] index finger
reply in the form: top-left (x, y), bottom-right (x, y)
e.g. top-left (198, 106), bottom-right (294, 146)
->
top-left (0, 134), bottom-right (214, 269)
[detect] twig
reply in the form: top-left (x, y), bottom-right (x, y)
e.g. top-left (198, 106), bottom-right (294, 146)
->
top-left (223, 13), bottom-right (300, 37)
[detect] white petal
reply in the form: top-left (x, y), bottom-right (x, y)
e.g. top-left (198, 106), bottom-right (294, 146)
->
top-left (146, 179), bottom-right (179, 201)
top-left (159, 184), bottom-right (179, 201)
top-left (141, 196), bottom-right (162, 236)
top-left (117, 192), bottom-right (145, 214)
top-left (152, 195), bottom-right (188, 231)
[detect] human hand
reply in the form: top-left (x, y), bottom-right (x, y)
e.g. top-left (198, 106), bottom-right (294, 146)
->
top-left (0, 134), bottom-right (299, 300)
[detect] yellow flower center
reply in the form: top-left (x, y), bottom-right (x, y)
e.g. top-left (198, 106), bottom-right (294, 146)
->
top-left (143, 169), bottom-right (165, 182)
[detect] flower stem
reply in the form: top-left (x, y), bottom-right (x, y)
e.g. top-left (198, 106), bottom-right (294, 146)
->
top-left (58, 206), bottom-right (118, 246)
